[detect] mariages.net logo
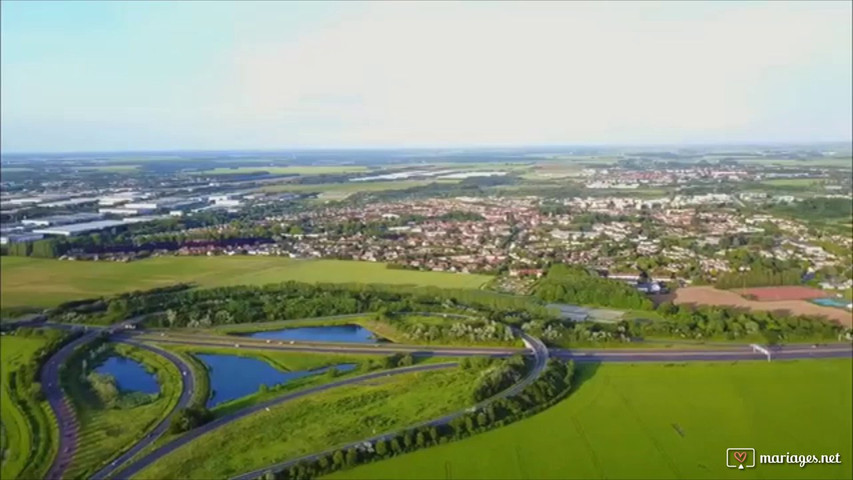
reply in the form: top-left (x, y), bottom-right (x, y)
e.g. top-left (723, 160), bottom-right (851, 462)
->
top-left (727, 448), bottom-right (842, 470)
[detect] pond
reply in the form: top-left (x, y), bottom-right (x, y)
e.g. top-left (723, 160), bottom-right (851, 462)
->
top-left (812, 298), bottom-right (852, 309)
top-left (242, 324), bottom-right (382, 343)
top-left (196, 353), bottom-right (357, 407)
top-left (94, 356), bottom-right (160, 394)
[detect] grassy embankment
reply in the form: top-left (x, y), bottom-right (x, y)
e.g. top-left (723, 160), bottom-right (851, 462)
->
top-left (0, 256), bottom-right (491, 309)
top-left (198, 313), bottom-right (523, 348)
top-left (62, 343), bottom-right (182, 479)
top-left (132, 365), bottom-right (482, 480)
top-left (334, 359), bottom-right (853, 480)
top-left (0, 336), bottom-right (58, 480)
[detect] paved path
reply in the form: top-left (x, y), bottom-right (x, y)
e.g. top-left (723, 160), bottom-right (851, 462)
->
top-left (89, 340), bottom-right (195, 480)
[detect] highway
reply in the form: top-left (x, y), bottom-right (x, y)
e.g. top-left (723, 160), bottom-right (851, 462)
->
top-left (41, 331), bottom-right (100, 480)
top-left (89, 340), bottom-right (195, 480)
top-left (228, 331), bottom-right (549, 480)
top-left (32, 318), bottom-right (852, 480)
top-left (113, 362), bottom-right (459, 480)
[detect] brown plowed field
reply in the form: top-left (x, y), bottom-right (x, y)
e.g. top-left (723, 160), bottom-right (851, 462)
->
top-left (734, 286), bottom-right (829, 301)
top-left (657, 286), bottom-right (851, 327)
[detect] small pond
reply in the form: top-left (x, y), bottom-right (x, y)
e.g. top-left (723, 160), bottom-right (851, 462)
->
top-left (812, 298), bottom-right (852, 309)
top-left (197, 353), bottom-right (356, 407)
top-left (241, 324), bottom-right (382, 343)
top-left (94, 356), bottom-right (160, 394)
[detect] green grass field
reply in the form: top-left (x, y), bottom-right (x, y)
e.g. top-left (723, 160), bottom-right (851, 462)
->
top-left (760, 178), bottom-right (823, 187)
top-left (260, 179), bottom-right (456, 199)
top-left (133, 366), bottom-right (480, 480)
top-left (735, 157), bottom-right (853, 169)
top-left (0, 336), bottom-right (56, 480)
top-left (64, 343), bottom-right (182, 479)
top-left (203, 166), bottom-right (369, 175)
top-left (333, 359), bottom-right (853, 480)
top-left (0, 256), bottom-right (491, 308)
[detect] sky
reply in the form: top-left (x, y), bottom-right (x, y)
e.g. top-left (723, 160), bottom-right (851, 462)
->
top-left (1, 1), bottom-right (851, 153)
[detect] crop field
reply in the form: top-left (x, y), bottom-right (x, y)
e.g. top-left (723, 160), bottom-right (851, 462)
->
top-left (760, 178), bottom-right (823, 188)
top-left (260, 179), bottom-right (457, 199)
top-left (335, 359), bottom-right (853, 480)
top-left (0, 336), bottom-right (55, 480)
top-left (665, 287), bottom-right (851, 326)
top-left (133, 366), bottom-right (480, 480)
top-left (0, 256), bottom-right (491, 308)
top-left (202, 166), bottom-right (369, 175)
top-left (63, 344), bottom-right (182, 479)
top-left (736, 286), bottom-right (830, 302)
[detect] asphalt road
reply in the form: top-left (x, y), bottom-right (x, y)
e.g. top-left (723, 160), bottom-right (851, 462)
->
top-left (230, 331), bottom-right (550, 480)
top-left (40, 314), bottom-right (155, 480)
top-left (34, 316), bottom-right (851, 480)
top-left (41, 331), bottom-right (100, 480)
top-left (113, 362), bottom-right (459, 480)
top-left (88, 340), bottom-right (195, 480)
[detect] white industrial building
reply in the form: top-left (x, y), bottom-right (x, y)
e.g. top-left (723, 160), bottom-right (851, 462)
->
top-left (33, 220), bottom-right (126, 237)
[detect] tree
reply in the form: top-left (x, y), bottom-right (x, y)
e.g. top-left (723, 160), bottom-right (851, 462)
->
top-left (332, 450), bottom-right (345, 467)
top-left (375, 439), bottom-right (388, 457)
top-left (345, 448), bottom-right (358, 466)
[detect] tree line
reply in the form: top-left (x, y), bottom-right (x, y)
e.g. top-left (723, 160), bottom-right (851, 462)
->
top-left (256, 359), bottom-right (576, 480)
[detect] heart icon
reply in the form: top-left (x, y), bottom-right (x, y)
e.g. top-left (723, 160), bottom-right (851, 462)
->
top-left (733, 451), bottom-right (748, 463)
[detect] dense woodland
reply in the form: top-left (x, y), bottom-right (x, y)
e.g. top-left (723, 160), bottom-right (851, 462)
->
top-left (534, 264), bottom-right (654, 310)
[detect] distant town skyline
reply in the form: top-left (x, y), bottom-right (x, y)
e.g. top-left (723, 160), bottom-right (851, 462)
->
top-left (2, 1), bottom-right (851, 153)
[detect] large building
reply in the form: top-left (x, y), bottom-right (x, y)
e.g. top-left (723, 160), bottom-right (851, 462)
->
top-left (21, 212), bottom-right (103, 227)
top-left (33, 220), bottom-right (126, 237)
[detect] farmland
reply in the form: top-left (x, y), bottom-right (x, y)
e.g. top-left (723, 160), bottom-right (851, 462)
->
top-left (735, 286), bottom-right (830, 302)
top-left (664, 287), bottom-right (852, 326)
top-left (333, 359), bottom-right (853, 480)
top-left (133, 366), bottom-right (480, 480)
top-left (0, 336), bottom-right (56, 480)
top-left (0, 256), bottom-right (491, 309)
top-left (202, 166), bottom-right (369, 175)
top-left (259, 180), bottom-right (456, 199)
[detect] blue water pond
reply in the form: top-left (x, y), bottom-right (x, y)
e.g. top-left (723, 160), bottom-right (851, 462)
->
top-left (94, 356), bottom-right (160, 394)
top-left (242, 324), bottom-right (381, 343)
top-left (197, 353), bottom-right (356, 407)
top-left (812, 298), bottom-right (851, 309)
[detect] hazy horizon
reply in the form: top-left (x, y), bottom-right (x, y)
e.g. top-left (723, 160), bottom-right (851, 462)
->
top-left (2, 1), bottom-right (851, 153)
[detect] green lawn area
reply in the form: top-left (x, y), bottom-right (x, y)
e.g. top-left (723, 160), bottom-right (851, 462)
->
top-left (260, 179), bottom-right (454, 199)
top-left (133, 366), bottom-right (480, 480)
top-left (202, 166), bottom-right (369, 175)
top-left (63, 343), bottom-right (182, 479)
top-left (333, 359), bottom-right (853, 480)
top-left (760, 178), bottom-right (823, 187)
top-left (735, 157), bottom-right (853, 169)
top-left (0, 256), bottom-right (491, 308)
top-left (0, 336), bottom-right (56, 480)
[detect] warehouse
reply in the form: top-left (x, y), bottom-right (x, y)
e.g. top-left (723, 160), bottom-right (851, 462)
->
top-left (33, 219), bottom-right (126, 237)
